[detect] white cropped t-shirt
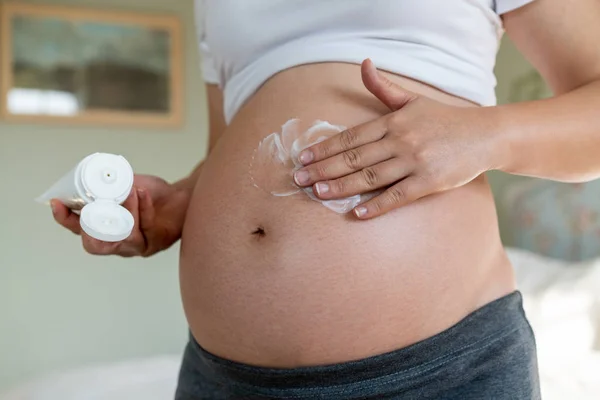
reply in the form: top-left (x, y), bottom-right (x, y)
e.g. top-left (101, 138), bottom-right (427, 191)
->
top-left (195, 0), bottom-right (536, 124)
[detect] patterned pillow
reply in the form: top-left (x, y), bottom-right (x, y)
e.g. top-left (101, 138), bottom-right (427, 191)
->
top-left (503, 180), bottom-right (600, 261)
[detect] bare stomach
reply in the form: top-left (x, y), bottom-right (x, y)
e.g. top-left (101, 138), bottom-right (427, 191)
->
top-left (179, 63), bottom-right (515, 368)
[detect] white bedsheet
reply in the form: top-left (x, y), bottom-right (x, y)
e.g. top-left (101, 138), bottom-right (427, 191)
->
top-left (2, 247), bottom-right (600, 399)
top-left (507, 248), bottom-right (600, 400)
top-left (0, 356), bottom-right (181, 400)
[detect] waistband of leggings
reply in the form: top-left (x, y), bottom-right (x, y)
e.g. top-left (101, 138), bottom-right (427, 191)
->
top-left (188, 290), bottom-right (528, 389)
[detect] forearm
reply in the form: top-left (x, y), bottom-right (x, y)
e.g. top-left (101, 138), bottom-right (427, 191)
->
top-left (173, 160), bottom-right (204, 193)
top-left (489, 79), bottom-right (600, 182)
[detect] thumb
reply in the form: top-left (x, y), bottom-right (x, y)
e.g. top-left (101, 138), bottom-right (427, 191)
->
top-left (121, 186), bottom-right (140, 231)
top-left (137, 188), bottom-right (156, 232)
top-left (361, 59), bottom-right (417, 111)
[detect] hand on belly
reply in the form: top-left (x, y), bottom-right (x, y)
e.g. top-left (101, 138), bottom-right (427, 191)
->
top-left (250, 118), bottom-right (381, 214)
top-left (293, 59), bottom-right (497, 220)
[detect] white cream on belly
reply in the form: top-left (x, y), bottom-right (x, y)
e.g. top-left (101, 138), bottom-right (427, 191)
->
top-left (249, 119), bottom-right (378, 213)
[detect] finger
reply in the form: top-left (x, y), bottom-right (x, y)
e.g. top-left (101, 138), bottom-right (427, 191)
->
top-left (298, 118), bottom-right (388, 166)
top-left (361, 58), bottom-right (417, 111)
top-left (121, 187), bottom-right (140, 226)
top-left (313, 158), bottom-right (411, 200)
top-left (118, 188), bottom-right (147, 251)
top-left (353, 176), bottom-right (431, 219)
top-left (51, 199), bottom-right (81, 234)
top-left (137, 188), bottom-right (156, 232)
top-left (294, 141), bottom-right (393, 187)
top-left (81, 232), bottom-right (120, 255)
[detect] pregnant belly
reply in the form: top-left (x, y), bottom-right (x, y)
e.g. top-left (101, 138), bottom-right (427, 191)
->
top-left (179, 63), bottom-right (514, 368)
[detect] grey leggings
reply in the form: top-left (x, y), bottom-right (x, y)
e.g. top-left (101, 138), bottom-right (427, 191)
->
top-left (175, 291), bottom-right (541, 399)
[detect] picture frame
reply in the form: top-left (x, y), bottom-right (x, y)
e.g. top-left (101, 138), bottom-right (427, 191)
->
top-left (0, 2), bottom-right (183, 128)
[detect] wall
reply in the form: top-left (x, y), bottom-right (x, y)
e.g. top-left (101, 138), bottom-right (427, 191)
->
top-left (0, 0), bottom-right (208, 390)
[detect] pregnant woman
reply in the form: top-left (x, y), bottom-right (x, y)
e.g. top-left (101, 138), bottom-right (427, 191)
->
top-left (51, 0), bottom-right (600, 398)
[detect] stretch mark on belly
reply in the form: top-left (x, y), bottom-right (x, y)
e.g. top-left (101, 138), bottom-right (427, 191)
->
top-left (249, 119), bottom-right (379, 214)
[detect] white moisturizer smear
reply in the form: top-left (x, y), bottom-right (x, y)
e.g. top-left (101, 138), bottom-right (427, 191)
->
top-left (249, 119), bottom-right (379, 214)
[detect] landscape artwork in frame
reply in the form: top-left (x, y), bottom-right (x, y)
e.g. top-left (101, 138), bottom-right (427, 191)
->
top-left (0, 3), bottom-right (183, 127)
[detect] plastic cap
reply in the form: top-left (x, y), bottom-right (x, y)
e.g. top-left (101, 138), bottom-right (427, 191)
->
top-left (80, 201), bottom-right (134, 242)
top-left (81, 154), bottom-right (133, 202)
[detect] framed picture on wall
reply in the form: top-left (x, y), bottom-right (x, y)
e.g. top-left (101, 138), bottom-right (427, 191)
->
top-left (0, 2), bottom-right (183, 128)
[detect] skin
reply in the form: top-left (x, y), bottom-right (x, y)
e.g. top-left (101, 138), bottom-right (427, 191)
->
top-left (294, 0), bottom-right (600, 220)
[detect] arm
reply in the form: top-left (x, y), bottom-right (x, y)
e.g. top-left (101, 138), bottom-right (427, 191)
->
top-left (292, 0), bottom-right (600, 219)
top-left (173, 83), bottom-right (226, 191)
top-left (490, 0), bottom-right (600, 182)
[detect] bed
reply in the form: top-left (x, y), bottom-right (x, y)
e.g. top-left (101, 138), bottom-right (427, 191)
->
top-left (2, 247), bottom-right (599, 399)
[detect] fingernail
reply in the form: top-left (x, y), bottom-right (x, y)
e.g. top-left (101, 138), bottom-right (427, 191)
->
top-left (299, 150), bottom-right (314, 165)
top-left (137, 188), bottom-right (145, 198)
top-left (354, 207), bottom-right (368, 218)
top-left (50, 200), bottom-right (57, 215)
top-left (315, 182), bottom-right (329, 196)
top-left (294, 170), bottom-right (310, 185)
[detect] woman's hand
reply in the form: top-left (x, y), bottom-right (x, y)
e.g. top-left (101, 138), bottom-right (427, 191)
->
top-left (51, 174), bottom-right (191, 257)
top-left (293, 59), bottom-right (501, 219)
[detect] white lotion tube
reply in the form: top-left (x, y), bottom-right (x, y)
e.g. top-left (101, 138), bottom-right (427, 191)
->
top-left (36, 153), bottom-right (135, 242)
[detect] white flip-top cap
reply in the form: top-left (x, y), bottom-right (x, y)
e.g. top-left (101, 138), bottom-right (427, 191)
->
top-left (80, 200), bottom-right (135, 242)
top-left (78, 153), bottom-right (135, 242)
